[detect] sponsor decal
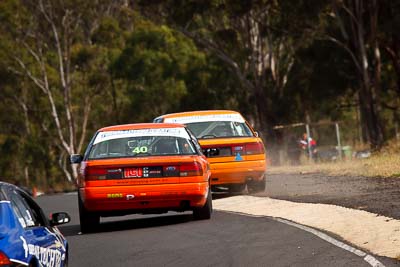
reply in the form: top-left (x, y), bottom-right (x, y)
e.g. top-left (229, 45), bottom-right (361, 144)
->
top-left (107, 193), bottom-right (123, 199)
top-left (94, 128), bottom-right (190, 144)
top-left (124, 168), bottom-right (143, 178)
top-left (142, 167), bottom-right (163, 177)
top-left (20, 236), bottom-right (28, 258)
top-left (235, 153), bottom-right (243, 161)
top-left (164, 114), bottom-right (245, 124)
top-left (233, 146), bottom-right (244, 151)
top-left (27, 244), bottom-right (63, 267)
top-left (126, 194), bottom-right (135, 200)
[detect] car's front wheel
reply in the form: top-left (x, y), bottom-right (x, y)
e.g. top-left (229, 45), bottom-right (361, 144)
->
top-left (193, 188), bottom-right (212, 220)
top-left (78, 193), bottom-right (100, 233)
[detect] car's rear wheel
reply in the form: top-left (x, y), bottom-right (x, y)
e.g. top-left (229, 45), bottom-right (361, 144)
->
top-left (193, 188), bottom-right (212, 220)
top-left (78, 193), bottom-right (100, 233)
top-left (247, 177), bottom-right (266, 194)
top-left (228, 183), bottom-right (246, 193)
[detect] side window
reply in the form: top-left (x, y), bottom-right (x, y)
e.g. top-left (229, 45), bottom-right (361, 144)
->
top-left (10, 197), bottom-right (28, 228)
top-left (186, 129), bottom-right (202, 154)
top-left (10, 190), bottom-right (43, 228)
top-left (83, 132), bottom-right (99, 160)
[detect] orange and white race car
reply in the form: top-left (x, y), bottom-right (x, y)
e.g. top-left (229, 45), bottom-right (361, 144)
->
top-left (154, 110), bottom-right (266, 193)
top-left (70, 123), bottom-right (212, 233)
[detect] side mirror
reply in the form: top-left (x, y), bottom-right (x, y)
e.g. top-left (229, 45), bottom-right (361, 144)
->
top-left (254, 132), bottom-right (259, 137)
top-left (70, 154), bottom-right (83, 164)
top-left (50, 212), bottom-right (71, 226)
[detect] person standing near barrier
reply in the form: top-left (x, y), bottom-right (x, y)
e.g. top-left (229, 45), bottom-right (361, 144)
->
top-left (299, 133), bottom-right (318, 160)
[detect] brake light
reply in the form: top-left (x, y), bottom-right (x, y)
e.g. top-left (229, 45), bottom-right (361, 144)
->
top-left (0, 251), bottom-right (11, 266)
top-left (180, 162), bottom-right (203, 177)
top-left (245, 142), bottom-right (264, 155)
top-left (84, 167), bottom-right (107, 181)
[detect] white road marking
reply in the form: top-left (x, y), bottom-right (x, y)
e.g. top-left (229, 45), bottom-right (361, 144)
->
top-left (364, 255), bottom-right (386, 267)
top-left (220, 210), bottom-right (385, 267)
top-left (10, 259), bottom-right (28, 266)
top-left (214, 196), bottom-right (400, 258)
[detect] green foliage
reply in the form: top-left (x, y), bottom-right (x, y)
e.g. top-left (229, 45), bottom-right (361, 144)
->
top-left (111, 22), bottom-right (206, 120)
top-left (0, 0), bottom-right (400, 188)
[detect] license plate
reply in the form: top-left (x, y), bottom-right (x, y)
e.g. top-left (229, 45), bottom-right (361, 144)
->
top-left (124, 168), bottom-right (143, 178)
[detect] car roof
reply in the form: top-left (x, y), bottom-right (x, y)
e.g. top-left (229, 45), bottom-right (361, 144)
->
top-left (155, 110), bottom-right (241, 119)
top-left (0, 181), bottom-right (13, 189)
top-left (98, 123), bottom-right (186, 132)
top-left (0, 182), bottom-right (20, 201)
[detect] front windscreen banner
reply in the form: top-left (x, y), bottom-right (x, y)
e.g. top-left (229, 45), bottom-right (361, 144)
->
top-left (93, 128), bottom-right (190, 145)
top-left (163, 113), bottom-right (245, 124)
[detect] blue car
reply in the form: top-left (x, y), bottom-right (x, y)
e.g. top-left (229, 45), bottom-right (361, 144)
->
top-left (0, 182), bottom-right (70, 267)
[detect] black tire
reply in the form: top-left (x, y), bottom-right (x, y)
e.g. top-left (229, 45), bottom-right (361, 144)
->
top-left (193, 188), bottom-right (212, 220)
top-left (64, 250), bottom-right (69, 267)
top-left (78, 193), bottom-right (100, 233)
top-left (228, 183), bottom-right (246, 193)
top-left (247, 177), bottom-right (266, 194)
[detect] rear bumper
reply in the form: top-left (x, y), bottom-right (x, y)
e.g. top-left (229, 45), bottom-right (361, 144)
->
top-left (79, 182), bottom-right (209, 213)
top-left (209, 160), bottom-right (266, 185)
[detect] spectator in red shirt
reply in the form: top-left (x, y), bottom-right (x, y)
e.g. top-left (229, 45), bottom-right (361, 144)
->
top-left (299, 133), bottom-right (317, 160)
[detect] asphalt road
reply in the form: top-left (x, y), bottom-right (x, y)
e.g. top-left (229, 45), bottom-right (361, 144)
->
top-left (258, 172), bottom-right (400, 219)
top-left (35, 192), bottom-right (395, 267)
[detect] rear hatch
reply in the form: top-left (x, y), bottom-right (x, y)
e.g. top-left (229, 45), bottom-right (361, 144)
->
top-left (82, 155), bottom-right (205, 187)
top-left (199, 137), bottom-right (265, 164)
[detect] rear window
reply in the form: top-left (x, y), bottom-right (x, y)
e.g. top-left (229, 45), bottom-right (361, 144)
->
top-left (88, 128), bottom-right (197, 159)
top-left (186, 121), bottom-right (253, 139)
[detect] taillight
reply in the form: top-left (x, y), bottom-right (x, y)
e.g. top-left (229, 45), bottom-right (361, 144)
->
top-left (84, 167), bottom-right (107, 181)
top-left (244, 142), bottom-right (264, 155)
top-left (0, 251), bottom-right (11, 266)
top-left (180, 162), bottom-right (203, 177)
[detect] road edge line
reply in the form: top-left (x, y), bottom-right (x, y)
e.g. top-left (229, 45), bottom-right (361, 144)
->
top-left (218, 210), bottom-right (386, 267)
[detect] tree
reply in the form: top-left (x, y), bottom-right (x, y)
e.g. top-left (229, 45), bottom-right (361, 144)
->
top-left (136, 0), bottom-right (329, 136)
top-left (0, 0), bottom-right (131, 182)
top-left (111, 20), bottom-right (208, 121)
top-left (326, 0), bottom-right (385, 148)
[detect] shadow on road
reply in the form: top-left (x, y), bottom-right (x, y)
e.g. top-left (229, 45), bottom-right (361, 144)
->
top-left (58, 213), bottom-right (194, 237)
top-left (212, 192), bottom-right (243, 200)
top-left (57, 192), bottom-right (246, 237)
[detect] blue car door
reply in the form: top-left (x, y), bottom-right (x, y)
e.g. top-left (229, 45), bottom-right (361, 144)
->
top-left (9, 188), bottom-right (66, 267)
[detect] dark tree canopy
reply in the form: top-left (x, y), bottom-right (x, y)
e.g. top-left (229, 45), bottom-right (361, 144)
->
top-left (0, 0), bottom-right (399, 188)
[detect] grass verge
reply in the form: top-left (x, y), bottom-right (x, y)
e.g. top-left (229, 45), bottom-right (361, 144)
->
top-left (268, 154), bottom-right (400, 178)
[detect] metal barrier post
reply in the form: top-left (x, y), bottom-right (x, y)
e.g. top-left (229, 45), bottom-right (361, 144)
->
top-left (335, 123), bottom-right (342, 160)
top-left (305, 124), bottom-right (312, 160)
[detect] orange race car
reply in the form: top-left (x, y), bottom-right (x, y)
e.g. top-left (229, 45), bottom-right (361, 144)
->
top-left (70, 123), bottom-right (212, 233)
top-left (154, 110), bottom-right (267, 193)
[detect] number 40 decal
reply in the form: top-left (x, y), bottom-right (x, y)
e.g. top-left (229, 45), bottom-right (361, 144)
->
top-left (132, 146), bottom-right (148, 153)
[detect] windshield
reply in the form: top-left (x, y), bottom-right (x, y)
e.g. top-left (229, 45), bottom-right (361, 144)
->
top-left (186, 121), bottom-right (253, 139)
top-left (88, 129), bottom-right (197, 159)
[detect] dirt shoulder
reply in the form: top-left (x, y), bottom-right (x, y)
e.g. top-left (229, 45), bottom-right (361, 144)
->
top-left (214, 169), bottom-right (400, 260)
top-left (256, 170), bottom-right (400, 220)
